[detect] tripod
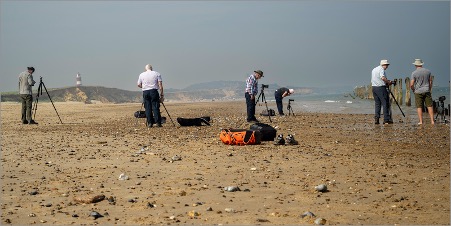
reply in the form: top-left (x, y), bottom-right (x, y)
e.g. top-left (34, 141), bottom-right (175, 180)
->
top-left (287, 100), bottom-right (295, 116)
top-left (434, 100), bottom-right (449, 123)
top-left (160, 102), bottom-right (175, 126)
top-left (256, 85), bottom-right (272, 122)
top-left (387, 86), bottom-right (405, 118)
top-left (33, 77), bottom-right (63, 124)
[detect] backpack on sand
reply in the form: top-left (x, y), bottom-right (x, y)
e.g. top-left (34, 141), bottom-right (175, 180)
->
top-left (219, 129), bottom-right (261, 145)
top-left (249, 123), bottom-right (277, 141)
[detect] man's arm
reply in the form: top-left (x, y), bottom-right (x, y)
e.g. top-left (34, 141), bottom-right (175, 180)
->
top-left (159, 81), bottom-right (164, 96)
top-left (410, 78), bottom-right (415, 91)
top-left (429, 76), bottom-right (433, 92)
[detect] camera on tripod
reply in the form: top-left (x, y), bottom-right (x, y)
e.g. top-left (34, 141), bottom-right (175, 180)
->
top-left (434, 96), bottom-right (449, 123)
top-left (261, 84), bottom-right (269, 89)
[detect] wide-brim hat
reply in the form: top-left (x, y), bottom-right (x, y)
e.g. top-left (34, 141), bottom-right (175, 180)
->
top-left (412, 59), bottom-right (424, 66)
top-left (254, 70), bottom-right (264, 77)
top-left (380, 59), bottom-right (390, 66)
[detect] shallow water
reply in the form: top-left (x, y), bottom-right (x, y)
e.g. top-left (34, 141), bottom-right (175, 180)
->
top-left (288, 87), bottom-right (450, 116)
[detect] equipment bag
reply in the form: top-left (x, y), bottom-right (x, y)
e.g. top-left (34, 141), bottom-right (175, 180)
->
top-left (134, 111), bottom-right (146, 118)
top-left (220, 129), bottom-right (261, 145)
top-left (260, 109), bottom-right (275, 116)
top-left (250, 123), bottom-right (277, 141)
top-left (177, 116), bottom-right (211, 126)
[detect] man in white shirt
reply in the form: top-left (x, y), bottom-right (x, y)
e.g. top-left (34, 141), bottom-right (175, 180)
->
top-left (371, 60), bottom-right (394, 125)
top-left (137, 64), bottom-right (164, 127)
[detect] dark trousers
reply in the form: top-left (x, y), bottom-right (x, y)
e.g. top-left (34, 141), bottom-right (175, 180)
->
top-left (20, 94), bottom-right (33, 122)
top-left (143, 89), bottom-right (161, 125)
top-left (372, 86), bottom-right (391, 122)
top-left (274, 91), bottom-right (284, 115)
top-left (245, 92), bottom-right (257, 121)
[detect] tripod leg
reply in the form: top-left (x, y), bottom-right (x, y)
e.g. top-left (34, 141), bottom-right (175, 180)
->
top-left (261, 92), bottom-right (272, 123)
top-left (161, 102), bottom-right (175, 126)
top-left (42, 82), bottom-right (63, 124)
top-left (33, 82), bottom-right (43, 120)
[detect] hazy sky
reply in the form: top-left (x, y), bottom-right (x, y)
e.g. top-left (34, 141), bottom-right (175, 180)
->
top-left (1, 1), bottom-right (449, 92)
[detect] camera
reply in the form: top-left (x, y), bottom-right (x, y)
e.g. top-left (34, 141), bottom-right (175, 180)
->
top-left (261, 84), bottom-right (269, 89)
top-left (439, 96), bottom-right (446, 102)
top-left (289, 99), bottom-right (294, 102)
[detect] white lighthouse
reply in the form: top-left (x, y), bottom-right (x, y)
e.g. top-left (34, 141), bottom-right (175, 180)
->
top-left (76, 72), bottom-right (82, 86)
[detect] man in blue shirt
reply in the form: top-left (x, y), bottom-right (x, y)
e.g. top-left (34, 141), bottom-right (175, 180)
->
top-left (245, 70), bottom-right (264, 123)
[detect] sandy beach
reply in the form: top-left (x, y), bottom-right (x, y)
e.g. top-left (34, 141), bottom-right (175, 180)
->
top-left (1, 101), bottom-right (449, 225)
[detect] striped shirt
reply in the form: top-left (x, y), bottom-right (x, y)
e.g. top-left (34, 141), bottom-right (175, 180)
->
top-left (245, 74), bottom-right (258, 95)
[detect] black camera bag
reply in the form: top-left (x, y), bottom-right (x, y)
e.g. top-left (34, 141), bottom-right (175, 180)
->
top-left (260, 109), bottom-right (275, 116)
top-left (134, 111), bottom-right (146, 118)
top-left (249, 123), bottom-right (277, 141)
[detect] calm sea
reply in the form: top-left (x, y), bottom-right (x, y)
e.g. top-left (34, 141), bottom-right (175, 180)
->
top-left (284, 87), bottom-right (450, 116)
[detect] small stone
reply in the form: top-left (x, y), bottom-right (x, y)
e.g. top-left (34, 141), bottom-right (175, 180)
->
top-left (314, 218), bottom-right (327, 225)
top-left (315, 184), bottom-right (328, 192)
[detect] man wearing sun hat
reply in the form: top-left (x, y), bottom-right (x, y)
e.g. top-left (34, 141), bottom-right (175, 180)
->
top-left (371, 59), bottom-right (395, 124)
top-left (274, 87), bottom-right (294, 116)
top-left (410, 59), bottom-right (434, 125)
top-left (245, 70), bottom-right (264, 123)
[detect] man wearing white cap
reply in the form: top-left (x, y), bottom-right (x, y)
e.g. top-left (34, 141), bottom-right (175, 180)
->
top-left (371, 59), bottom-right (395, 124)
top-left (410, 59), bottom-right (434, 125)
top-left (274, 87), bottom-right (294, 116)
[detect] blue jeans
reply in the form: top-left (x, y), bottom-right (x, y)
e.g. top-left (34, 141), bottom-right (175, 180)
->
top-left (143, 89), bottom-right (161, 125)
top-left (245, 92), bottom-right (257, 122)
top-left (372, 86), bottom-right (391, 122)
top-left (274, 90), bottom-right (284, 115)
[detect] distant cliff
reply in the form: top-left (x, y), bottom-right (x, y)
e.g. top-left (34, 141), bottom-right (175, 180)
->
top-left (1, 81), bottom-right (319, 103)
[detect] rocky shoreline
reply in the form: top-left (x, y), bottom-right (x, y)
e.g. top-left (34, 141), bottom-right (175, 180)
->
top-left (1, 101), bottom-right (449, 225)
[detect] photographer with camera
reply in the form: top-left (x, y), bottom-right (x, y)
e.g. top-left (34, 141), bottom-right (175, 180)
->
top-left (274, 87), bottom-right (294, 116)
top-left (245, 70), bottom-right (264, 123)
top-left (371, 60), bottom-right (395, 125)
top-left (18, 67), bottom-right (38, 125)
top-left (410, 59), bottom-right (434, 125)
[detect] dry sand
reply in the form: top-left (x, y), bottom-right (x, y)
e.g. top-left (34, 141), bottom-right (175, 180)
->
top-left (1, 101), bottom-right (450, 225)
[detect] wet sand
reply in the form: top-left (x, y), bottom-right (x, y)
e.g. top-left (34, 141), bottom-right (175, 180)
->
top-left (1, 101), bottom-right (449, 225)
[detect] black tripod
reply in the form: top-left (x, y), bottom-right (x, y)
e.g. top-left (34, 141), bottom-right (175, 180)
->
top-left (287, 99), bottom-right (295, 116)
top-left (160, 102), bottom-right (175, 126)
top-left (386, 86), bottom-right (405, 118)
top-left (256, 85), bottom-right (272, 122)
top-left (33, 77), bottom-right (63, 124)
top-left (434, 97), bottom-right (449, 123)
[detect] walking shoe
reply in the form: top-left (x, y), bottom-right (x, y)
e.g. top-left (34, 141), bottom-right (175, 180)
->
top-left (156, 123), bottom-right (162, 127)
top-left (22, 120), bottom-right (28, 124)
top-left (374, 118), bottom-right (379, 124)
top-left (383, 121), bottom-right (393, 125)
top-left (286, 134), bottom-right (299, 145)
top-left (274, 134), bottom-right (285, 145)
top-left (28, 120), bottom-right (38, 125)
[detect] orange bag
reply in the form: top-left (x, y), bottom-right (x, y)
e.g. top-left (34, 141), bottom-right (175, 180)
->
top-left (220, 129), bottom-right (261, 145)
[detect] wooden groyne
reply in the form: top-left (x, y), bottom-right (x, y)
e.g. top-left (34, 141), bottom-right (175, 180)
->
top-left (354, 76), bottom-right (435, 107)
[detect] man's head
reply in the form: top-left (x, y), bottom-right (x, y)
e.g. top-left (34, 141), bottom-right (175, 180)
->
top-left (254, 70), bottom-right (264, 79)
top-left (380, 59), bottom-right (390, 70)
top-left (145, 64), bottom-right (152, 71)
top-left (289, 89), bottom-right (294, 94)
top-left (412, 59), bottom-right (424, 67)
top-left (27, 67), bottom-right (35, 74)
